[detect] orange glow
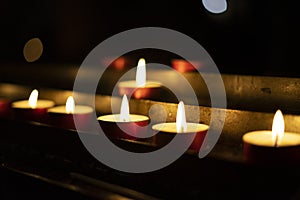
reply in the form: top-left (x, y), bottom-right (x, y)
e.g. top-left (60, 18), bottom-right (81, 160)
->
top-left (171, 59), bottom-right (202, 73)
top-left (113, 57), bottom-right (126, 70)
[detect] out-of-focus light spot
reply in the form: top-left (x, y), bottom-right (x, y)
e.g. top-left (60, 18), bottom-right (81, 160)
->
top-left (23, 38), bottom-right (43, 62)
top-left (202, 0), bottom-right (227, 14)
top-left (103, 56), bottom-right (126, 70)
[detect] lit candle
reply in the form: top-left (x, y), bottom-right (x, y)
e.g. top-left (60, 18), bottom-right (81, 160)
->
top-left (171, 59), bottom-right (202, 73)
top-left (97, 94), bottom-right (149, 140)
top-left (152, 101), bottom-right (209, 152)
top-left (118, 58), bottom-right (162, 99)
top-left (47, 96), bottom-right (93, 130)
top-left (243, 109), bottom-right (300, 166)
top-left (12, 89), bottom-right (55, 123)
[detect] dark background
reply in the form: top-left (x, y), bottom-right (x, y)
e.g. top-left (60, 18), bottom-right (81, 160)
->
top-left (1, 0), bottom-right (300, 77)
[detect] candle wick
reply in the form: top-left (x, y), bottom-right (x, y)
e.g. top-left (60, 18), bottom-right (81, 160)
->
top-left (274, 133), bottom-right (279, 147)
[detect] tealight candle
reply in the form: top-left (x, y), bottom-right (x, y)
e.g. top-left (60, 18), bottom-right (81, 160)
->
top-left (98, 94), bottom-right (149, 140)
top-left (243, 110), bottom-right (300, 166)
top-left (171, 59), bottom-right (202, 73)
top-left (47, 96), bottom-right (93, 130)
top-left (12, 89), bottom-right (55, 123)
top-left (0, 98), bottom-right (12, 119)
top-left (118, 58), bottom-right (162, 99)
top-left (152, 101), bottom-right (209, 152)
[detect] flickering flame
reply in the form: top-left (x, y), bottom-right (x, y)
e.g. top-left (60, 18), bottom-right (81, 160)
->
top-left (176, 101), bottom-right (187, 133)
top-left (120, 94), bottom-right (130, 122)
top-left (272, 109), bottom-right (285, 147)
top-left (66, 96), bottom-right (75, 114)
top-left (136, 58), bottom-right (146, 87)
top-left (28, 89), bottom-right (38, 108)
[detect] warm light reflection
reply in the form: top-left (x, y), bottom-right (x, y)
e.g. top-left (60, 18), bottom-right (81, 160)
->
top-left (23, 38), bottom-right (43, 62)
top-left (176, 101), bottom-right (187, 133)
top-left (136, 58), bottom-right (146, 87)
top-left (120, 94), bottom-right (130, 122)
top-left (272, 109), bottom-right (285, 147)
top-left (66, 96), bottom-right (75, 114)
top-left (28, 89), bottom-right (38, 108)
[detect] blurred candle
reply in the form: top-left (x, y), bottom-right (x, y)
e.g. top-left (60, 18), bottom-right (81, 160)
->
top-left (103, 56), bottom-right (127, 71)
top-left (243, 109), bottom-right (300, 166)
top-left (152, 101), bottom-right (209, 152)
top-left (171, 59), bottom-right (202, 73)
top-left (12, 89), bottom-right (55, 123)
top-left (47, 96), bottom-right (93, 130)
top-left (98, 94), bottom-right (149, 140)
top-left (118, 58), bottom-right (162, 99)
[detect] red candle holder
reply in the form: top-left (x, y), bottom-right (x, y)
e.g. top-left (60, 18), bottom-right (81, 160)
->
top-left (243, 130), bottom-right (300, 166)
top-left (47, 105), bottom-right (93, 131)
top-left (152, 122), bottom-right (209, 152)
top-left (243, 110), bottom-right (300, 166)
top-left (118, 81), bottom-right (162, 99)
top-left (98, 114), bottom-right (149, 140)
top-left (11, 99), bottom-right (55, 123)
top-left (0, 98), bottom-right (12, 119)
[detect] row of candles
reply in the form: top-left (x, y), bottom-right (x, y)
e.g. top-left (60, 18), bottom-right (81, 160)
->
top-left (1, 57), bottom-right (300, 166)
top-left (0, 88), bottom-right (207, 151)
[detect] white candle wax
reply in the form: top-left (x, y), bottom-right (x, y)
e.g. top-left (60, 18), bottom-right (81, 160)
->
top-left (152, 122), bottom-right (209, 133)
top-left (98, 114), bottom-right (149, 122)
top-left (48, 105), bottom-right (93, 114)
top-left (118, 80), bottom-right (161, 89)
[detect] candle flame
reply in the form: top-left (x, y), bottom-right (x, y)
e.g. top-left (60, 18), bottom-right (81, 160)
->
top-left (28, 89), bottom-right (38, 108)
top-left (176, 101), bottom-right (187, 133)
top-left (272, 109), bottom-right (285, 147)
top-left (66, 96), bottom-right (75, 114)
top-left (120, 94), bottom-right (130, 122)
top-left (136, 58), bottom-right (146, 87)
